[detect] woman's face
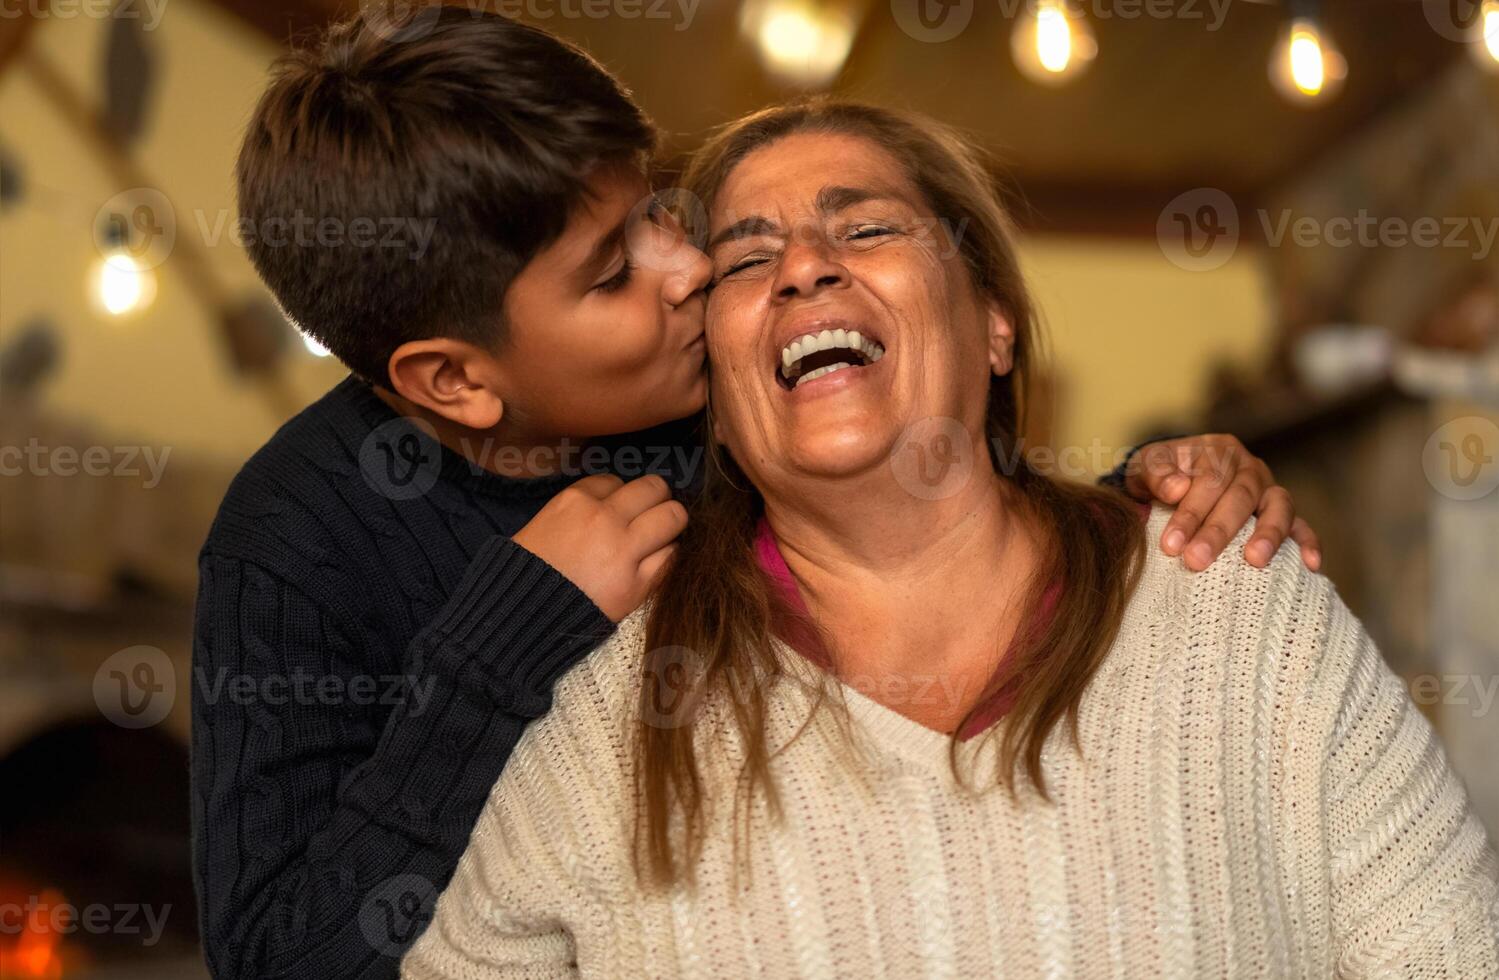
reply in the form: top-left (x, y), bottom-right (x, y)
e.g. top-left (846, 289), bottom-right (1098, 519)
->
top-left (704, 131), bottom-right (1013, 492)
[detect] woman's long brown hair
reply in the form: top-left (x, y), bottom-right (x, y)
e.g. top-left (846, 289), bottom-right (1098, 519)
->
top-left (636, 100), bottom-right (1145, 888)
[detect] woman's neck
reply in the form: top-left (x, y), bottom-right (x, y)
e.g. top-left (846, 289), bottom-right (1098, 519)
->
top-left (763, 462), bottom-right (1042, 732)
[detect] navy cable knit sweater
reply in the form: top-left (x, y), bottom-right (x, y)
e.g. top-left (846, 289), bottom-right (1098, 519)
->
top-left (190, 376), bottom-right (698, 980)
top-left (192, 375), bottom-right (1139, 979)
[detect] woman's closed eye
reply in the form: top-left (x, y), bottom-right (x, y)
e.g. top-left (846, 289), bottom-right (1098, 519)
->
top-left (845, 223), bottom-right (897, 240)
top-left (710, 222), bottom-right (901, 286)
top-left (710, 251), bottom-right (775, 286)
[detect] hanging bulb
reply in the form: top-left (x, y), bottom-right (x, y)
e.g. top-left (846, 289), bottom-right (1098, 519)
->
top-left (1011, 0), bottom-right (1096, 86)
top-left (91, 249), bottom-right (157, 318)
top-left (1473, 0), bottom-right (1499, 70)
top-left (740, 0), bottom-right (856, 88)
top-left (1269, 16), bottom-right (1346, 104)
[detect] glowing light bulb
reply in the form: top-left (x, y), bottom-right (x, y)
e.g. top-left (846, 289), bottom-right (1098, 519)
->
top-left (91, 249), bottom-right (157, 318)
top-left (741, 0), bottom-right (855, 87)
top-left (302, 333), bottom-right (332, 357)
top-left (1011, 0), bottom-right (1095, 85)
top-left (1288, 25), bottom-right (1325, 94)
top-left (1035, 3), bottom-right (1073, 73)
top-left (1269, 18), bottom-right (1345, 105)
top-left (1477, 0), bottom-right (1499, 68)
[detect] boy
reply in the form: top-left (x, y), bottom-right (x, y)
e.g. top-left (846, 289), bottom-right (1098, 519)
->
top-left (194, 8), bottom-right (1316, 979)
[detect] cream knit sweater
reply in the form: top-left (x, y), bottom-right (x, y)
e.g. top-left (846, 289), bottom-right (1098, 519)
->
top-left (403, 508), bottom-right (1499, 979)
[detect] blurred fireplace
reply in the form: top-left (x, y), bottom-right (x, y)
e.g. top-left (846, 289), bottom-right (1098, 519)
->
top-left (0, 721), bottom-right (199, 979)
top-left (0, 404), bottom-right (227, 978)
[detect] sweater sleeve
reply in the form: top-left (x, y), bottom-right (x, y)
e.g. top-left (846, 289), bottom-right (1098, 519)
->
top-left (400, 620), bottom-right (644, 980)
top-left (191, 535), bottom-right (614, 980)
top-left (1305, 594), bottom-right (1499, 977)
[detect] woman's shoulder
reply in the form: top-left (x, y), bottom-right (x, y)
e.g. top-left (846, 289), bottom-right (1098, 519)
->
top-left (1103, 504), bottom-right (1364, 717)
top-left (1132, 502), bottom-right (1334, 625)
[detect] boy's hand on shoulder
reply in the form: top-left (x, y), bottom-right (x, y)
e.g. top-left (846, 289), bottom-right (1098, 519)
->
top-left (1124, 434), bottom-right (1322, 573)
top-left (513, 474), bottom-right (687, 621)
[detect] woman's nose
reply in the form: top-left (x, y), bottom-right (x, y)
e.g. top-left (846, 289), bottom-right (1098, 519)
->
top-left (773, 236), bottom-right (848, 302)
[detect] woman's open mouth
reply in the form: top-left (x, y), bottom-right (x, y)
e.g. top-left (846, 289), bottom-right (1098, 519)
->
top-left (776, 328), bottom-right (886, 390)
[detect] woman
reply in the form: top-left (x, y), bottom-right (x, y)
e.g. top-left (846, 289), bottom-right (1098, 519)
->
top-left (403, 102), bottom-right (1499, 977)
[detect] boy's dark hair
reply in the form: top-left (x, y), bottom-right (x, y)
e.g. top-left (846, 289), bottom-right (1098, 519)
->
top-left (236, 7), bottom-right (656, 386)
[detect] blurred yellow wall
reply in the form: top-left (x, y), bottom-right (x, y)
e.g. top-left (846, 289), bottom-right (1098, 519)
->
top-left (1, 2), bottom-right (1272, 470)
top-left (1020, 236), bottom-right (1275, 457)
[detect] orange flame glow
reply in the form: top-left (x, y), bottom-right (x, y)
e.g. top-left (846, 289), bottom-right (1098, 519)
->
top-left (0, 886), bottom-right (74, 980)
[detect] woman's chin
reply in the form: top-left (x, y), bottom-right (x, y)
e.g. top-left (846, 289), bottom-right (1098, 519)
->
top-left (776, 430), bottom-right (898, 481)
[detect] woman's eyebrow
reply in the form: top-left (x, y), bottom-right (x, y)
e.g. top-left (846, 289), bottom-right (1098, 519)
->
top-left (815, 184), bottom-right (898, 213)
top-left (707, 184), bottom-right (907, 252)
top-left (708, 215), bottom-right (780, 251)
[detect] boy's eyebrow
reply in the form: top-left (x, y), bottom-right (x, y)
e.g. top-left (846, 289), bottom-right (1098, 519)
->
top-left (578, 217), bottom-right (630, 283)
top-left (707, 184), bottom-right (906, 251)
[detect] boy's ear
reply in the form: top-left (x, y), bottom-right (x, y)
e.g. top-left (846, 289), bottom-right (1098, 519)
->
top-left (986, 300), bottom-right (1016, 377)
top-left (386, 338), bottom-right (506, 430)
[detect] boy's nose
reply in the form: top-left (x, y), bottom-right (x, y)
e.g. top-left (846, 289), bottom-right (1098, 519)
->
top-left (664, 244), bottom-right (713, 308)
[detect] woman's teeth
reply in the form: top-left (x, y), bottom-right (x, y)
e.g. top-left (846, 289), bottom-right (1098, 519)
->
top-left (795, 362), bottom-right (853, 388)
top-left (779, 328), bottom-right (886, 388)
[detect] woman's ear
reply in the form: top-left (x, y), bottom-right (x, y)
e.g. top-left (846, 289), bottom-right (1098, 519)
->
top-left (386, 339), bottom-right (505, 430)
top-left (986, 302), bottom-right (1017, 377)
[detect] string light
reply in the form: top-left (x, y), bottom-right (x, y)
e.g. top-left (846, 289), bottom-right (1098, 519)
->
top-left (1474, 0), bottom-right (1499, 69)
top-left (1011, 0), bottom-right (1096, 85)
top-left (90, 249), bottom-right (157, 318)
top-left (740, 0), bottom-right (856, 87)
top-left (1269, 15), bottom-right (1345, 104)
